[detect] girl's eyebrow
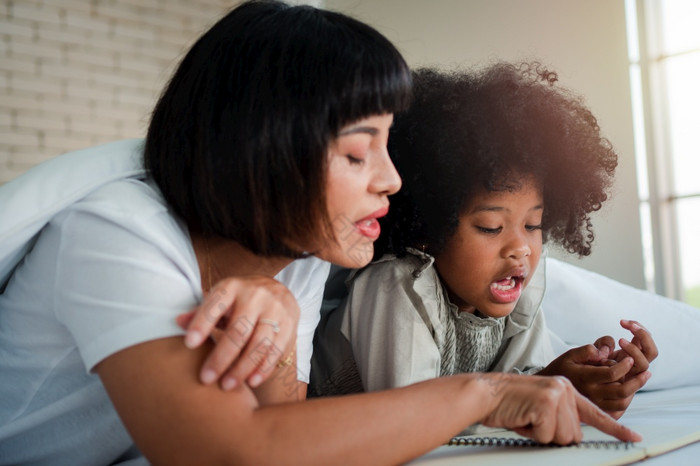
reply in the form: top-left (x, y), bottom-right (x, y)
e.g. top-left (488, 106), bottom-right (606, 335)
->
top-left (471, 204), bottom-right (544, 213)
top-left (338, 126), bottom-right (379, 136)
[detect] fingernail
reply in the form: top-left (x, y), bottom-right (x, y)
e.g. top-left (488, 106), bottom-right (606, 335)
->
top-left (620, 338), bottom-right (631, 346)
top-left (630, 429), bottom-right (643, 442)
top-left (249, 373), bottom-right (263, 387)
top-left (645, 371), bottom-right (652, 380)
top-left (201, 368), bottom-right (217, 385)
top-left (221, 377), bottom-right (238, 391)
top-left (185, 330), bottom-right (203, 349)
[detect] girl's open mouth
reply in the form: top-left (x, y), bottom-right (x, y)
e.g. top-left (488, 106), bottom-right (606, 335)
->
top-left (489, 275), bottom-right (524, 303)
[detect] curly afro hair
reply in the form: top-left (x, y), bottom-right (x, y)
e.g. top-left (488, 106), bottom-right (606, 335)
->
top-left (377, 61), bottom-right (618, 259)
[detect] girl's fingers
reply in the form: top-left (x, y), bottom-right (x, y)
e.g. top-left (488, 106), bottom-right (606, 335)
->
top-left (565, 358), bottom-right (631, 390)
top-left (620, 319), bottom-right (649, 334)
top-left (592, 357), bottom-right (635, 383)
top-left (620, 320), bottom-right (658, 361)
top-left (592, 336), bottom-right (615, 359)
top-left (594, 369), bottom-right (651, 402)
top-left (619, 338), bottom-right (650, 374)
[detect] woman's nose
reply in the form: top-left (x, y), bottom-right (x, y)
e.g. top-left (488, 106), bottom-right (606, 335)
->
top-left (372, 148), bottom-right (402, 196)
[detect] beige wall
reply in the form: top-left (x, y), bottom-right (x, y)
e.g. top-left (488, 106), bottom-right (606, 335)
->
top-left (0, 0), bottom-right (232, 184)
top-left (323, 0), bottom-right (646, 288)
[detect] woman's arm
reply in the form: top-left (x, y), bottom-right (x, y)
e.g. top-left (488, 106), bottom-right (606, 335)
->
top-left (97, 335), bottom-right (639, 465)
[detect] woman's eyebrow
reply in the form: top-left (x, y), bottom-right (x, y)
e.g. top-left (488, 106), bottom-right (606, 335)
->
top-left (339, 126), bottom-right (379, 136)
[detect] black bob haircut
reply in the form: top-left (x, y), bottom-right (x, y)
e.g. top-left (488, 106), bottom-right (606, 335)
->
top-left (145, 0), bottom-right (412, 257)
top-left (378, 62), bottom-right (617, 259)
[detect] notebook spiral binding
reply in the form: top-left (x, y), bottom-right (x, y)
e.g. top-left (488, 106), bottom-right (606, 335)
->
top-left (447, 436), bottom-right (633, 450)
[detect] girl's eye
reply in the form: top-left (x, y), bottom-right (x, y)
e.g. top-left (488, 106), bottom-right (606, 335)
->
top-left (476, 226), bottom-right (502, 234)
top-left (346, 154), bottom-right (365, 165)
top-left (526, 224), bottom-right (543, 232)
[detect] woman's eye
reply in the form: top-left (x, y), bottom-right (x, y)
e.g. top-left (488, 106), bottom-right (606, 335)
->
top-left (346, 154), bottom-right (365, 165)
top-left (476, 226), bottom-right (502, 234)
top-left (526, 224), bottom-right (543, 232)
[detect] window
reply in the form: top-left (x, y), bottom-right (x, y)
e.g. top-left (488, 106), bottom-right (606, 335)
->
top-left (627, 0), bottom-right (700, 306)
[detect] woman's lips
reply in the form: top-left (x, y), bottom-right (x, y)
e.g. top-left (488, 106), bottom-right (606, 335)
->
top-left (354, 206), bottom-right (388, 239)
top-left (355, 218), bottom-right (381, 239)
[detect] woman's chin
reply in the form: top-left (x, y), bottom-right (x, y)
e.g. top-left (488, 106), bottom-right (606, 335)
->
top-left (317, 241), bottom-right (375, 269)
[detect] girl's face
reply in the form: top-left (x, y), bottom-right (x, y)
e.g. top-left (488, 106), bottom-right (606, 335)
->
top-left (314, 113), bottom-right (401, 268)
top-left (433, 178), bottom-right (543, 318)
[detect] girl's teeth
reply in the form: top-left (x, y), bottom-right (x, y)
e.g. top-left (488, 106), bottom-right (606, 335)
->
top-left (491, 278), bottom-right (516, 291)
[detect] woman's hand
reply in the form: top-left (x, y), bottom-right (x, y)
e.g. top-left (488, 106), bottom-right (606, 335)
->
top-left (479, 373), bottom-right (642, 445)
top-left (176, 276), bottom-right (300, 391)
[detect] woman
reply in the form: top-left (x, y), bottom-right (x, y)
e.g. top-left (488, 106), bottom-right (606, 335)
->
top-left (0, 2), bottom-right (638, 464)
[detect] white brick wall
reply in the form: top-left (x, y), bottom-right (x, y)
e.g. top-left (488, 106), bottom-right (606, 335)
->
top-left (0, 0), bottom-right (234, 184)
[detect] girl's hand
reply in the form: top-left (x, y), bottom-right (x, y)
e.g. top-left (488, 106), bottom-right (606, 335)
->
top-left (538, 341), bottom-right (647, 419)
top-left (610, 320), bottom-right (658, 380)
top-left (176, 276), bottom-right (300, 391)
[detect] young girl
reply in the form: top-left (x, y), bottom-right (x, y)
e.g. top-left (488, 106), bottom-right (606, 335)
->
top-left (310, 63), bottom-right (658, 420)
top-left (0, 4), bottom-right (639, 465)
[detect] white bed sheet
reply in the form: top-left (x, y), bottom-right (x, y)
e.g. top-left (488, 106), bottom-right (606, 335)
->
top-left (616, 385), bottom-right (700, 464)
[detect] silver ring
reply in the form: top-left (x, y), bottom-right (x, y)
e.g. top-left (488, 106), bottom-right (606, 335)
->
top-left (259, 318), bottom-right (280, 333)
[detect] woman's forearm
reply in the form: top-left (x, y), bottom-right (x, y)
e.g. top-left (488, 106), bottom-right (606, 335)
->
top-left (98, 336), bottom-right (495, 465)
top-left (249, 375), bottom-right (494, 465)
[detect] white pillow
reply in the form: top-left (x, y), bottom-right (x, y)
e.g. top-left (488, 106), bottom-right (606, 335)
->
top-left (542, 257), bottom-right (700, 391)
top-left (0, 139), bottom-right (144, 291)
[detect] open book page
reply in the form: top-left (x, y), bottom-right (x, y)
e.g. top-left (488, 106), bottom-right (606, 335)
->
top-left (412, 386), bottom-right (700, 466)
top-left (410, 424), bottom-right (700, 466)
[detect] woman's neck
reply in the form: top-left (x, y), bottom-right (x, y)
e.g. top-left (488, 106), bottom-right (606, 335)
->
top-left (190, 231), bottom-right (294, 292)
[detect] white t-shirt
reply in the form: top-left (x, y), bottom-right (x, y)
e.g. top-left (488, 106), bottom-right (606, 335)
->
top-left (0, 140), bottom-right (330, 465)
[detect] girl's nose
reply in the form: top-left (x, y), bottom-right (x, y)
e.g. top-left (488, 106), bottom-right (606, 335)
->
top-left (504, 234), bottom-right (531, 259)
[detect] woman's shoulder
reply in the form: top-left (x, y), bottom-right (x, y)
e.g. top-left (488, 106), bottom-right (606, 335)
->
top-left (276, 256), bottom-right (331, 295)
top-left (53, 174), bottom-right (196, 281)
top-left (69, 176), bottom-right (166, 219)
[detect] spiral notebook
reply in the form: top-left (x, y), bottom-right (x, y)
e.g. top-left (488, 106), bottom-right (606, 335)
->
top-left (410, 423), bottom-right (700, 465)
